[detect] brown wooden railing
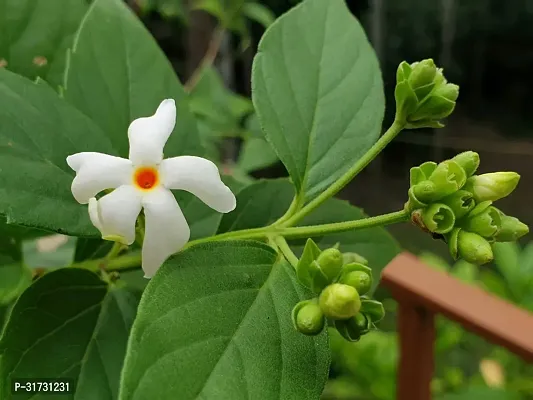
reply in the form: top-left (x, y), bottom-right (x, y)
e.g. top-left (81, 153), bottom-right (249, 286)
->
top-left (380, 252), bottom-right (533, 400)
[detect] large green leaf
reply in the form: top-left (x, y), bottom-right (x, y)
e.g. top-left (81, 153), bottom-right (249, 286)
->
top-left (217, 179), bottom-right (294, 233)
top-left (119, 241), bottom-right (329, 400)
top-left (64, 0), bottom-right (203, 159)
top-left (218, 179), bottom-right (400, 283)
top-left (252, 0), bottom-right (384, 203)
top-left (0, 69), bottom-right (114, 236)
top-left (0, 264), bottom-right (31, 305)
top-left (0, 0), bottom-right (88, 88)
top-left (0, 268), bottom-right (139, 400)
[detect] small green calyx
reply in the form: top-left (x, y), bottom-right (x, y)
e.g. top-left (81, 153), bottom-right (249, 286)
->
top-left (102, 234), bottom-right (129, 245)
top-left (334, 313), bottom-right (369, 342)
top-left (291, 300), bottom-right (325, 336)
top-left (316, 248), bottom-right (343, 281)
top-left (342, 252), bottom-right (368, 266)
top-left (319, 283), bottom-right (361, 320)
top-left (464, 172), bottom-right (520, 202)
top-left (441, 190), bottom-right (475, 220)
top-left (421, 203), bottom-right (455, 234)
top-left (461, 205), bottom-right (501, 239)
top-left (394, 58), bottom-right (458, 128)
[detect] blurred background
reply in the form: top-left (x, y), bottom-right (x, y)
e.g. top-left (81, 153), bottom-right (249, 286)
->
top-left (2, 0), bottom-right (533, 398)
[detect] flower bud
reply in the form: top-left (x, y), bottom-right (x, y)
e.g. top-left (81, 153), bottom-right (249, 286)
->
top-left (316, 248), bottom-right (343, 282)
top-left (319, 283), bottom-right (361, 320)
top-left (494, 214), bottom-right (529, 242)
top-left (408, 59), bottom-right (437, 100)
top-left (413, 160), bottom-right (466, 203)
top-left (421, 203), bottom-right (455, 234)
top-left (360, 299), bottom-right (385, 323)
top-left (339, 271), bottom-right (372, 296)
top-left (451, 151), bottom-right (480, 177)
top-left (342, 252), bottom-right (368, 266)
top-left (291, 300), bottom-right (325, 336)
top-left (338, 263), bottom-right (373, 295)
top-left (408, 85), bottom-right (458, 123)
top-left (457, 230), bottom-right (493, 265)
top-left (411, 180), bottom-right (438, 204)
top-left (441, 190), bottom-right (475, 220)
top-left (464, 172), bottom-right (520, 202)
top-left (462, 206), bottom-right (501, 239)
top-left (410, 161), bottom-right (438, 186)
top-left (334, 313), bottom-right (369, 342)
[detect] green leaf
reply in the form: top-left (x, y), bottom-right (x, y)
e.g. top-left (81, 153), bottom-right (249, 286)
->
top-left (437, 387), bottom-right (520, 400)
top-left (242, 2), bottom-right (276, 28)
top-left (64, 0), bottom-right (203, 159)
top-left (216, 179), bottom-right (295, 233)
top-left (74, 238), bottom-right (113, 263)
top-left (119, 241), bottom-right (330, 399)
top-left (237, 137), bottom-right (280, 173)
top-left (0, 264), bottom-right (32, 305)
top-left (0, 268), bottom-right (139, 399)
top-left (252, 0), bottom-right (384, 203)
top-left (22, 235), bottom-right (76, 269)
top-left (0, 0), bottom-right (88, 88)
top-left (0, 69), bottom-right (114, 236)
top-left (217, 179), bottom-right (400, 288)
top-left (189, 66), bottom-right (253, 137)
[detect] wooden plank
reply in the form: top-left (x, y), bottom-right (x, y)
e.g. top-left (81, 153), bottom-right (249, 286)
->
top-left (397, 303), bottom-right (435, 400)
top-left (381, 252), bottom-right (533, 362)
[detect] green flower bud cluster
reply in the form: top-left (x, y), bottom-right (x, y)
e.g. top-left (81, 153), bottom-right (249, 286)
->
top-left (406, 151), bottom-right (528, 264)
top-left (291, 239), bottom-right (385, 341)
top-left (395, 59), bottom-right (459, 128)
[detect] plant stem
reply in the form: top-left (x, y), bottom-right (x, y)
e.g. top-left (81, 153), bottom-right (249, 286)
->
top-left (274, 236), bottom-right (299, 269)
top-left (105, 242), bottom-right (124, 260)
top-left (184, 26), bottom-right (225, 93)
top-left (282, 119), bottom-right (406, 227)
top-left (279, 209), bottom-right (410, 239)
top-left (71, 209), bottom-right (409, 274)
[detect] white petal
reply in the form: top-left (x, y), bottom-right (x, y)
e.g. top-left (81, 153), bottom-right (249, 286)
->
top-left (128, 99), bottom-right (176, 165)
top-left (67, 152), bottom-right (133, 204)
top-left (88, 185), bottom-right (142, 245)
top-left (160, 156), bottom-right (236, 213)
top-left (142, 188), bottom-right (190, 278)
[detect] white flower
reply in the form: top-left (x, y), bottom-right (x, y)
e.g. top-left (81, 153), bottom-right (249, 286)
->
top-left (66, 99), bottom-right (236, 278)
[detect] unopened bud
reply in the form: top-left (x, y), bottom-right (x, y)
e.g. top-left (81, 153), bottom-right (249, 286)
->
top-left (292, 300), bottom-right (325, 336)
top-left (319, 283), bottom-right (361, 320)
top-left (342, 252), bottom-right (368, 266)
top-left (408, 59), bottom-right (437, 100)
top-left (494, 214), bottom-right (529, 242)
top-left (316, 248), bottom-right (343, 282)
top-left (441, 190), bottom-right (475, 220)
top-left (451, 151), bottom-right (480, 177)
top-left (339, 271), bottom-right (372, 296)
top-left (462, 206), bottom-right (501, 239)
top-left (457, 230), bottom-right (493, 265)
top-left (464, 172), bottom-right (520, 202)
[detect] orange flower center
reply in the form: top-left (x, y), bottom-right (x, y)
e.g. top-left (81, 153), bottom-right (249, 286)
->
top-left (134, 167), bottom-right (159, 190)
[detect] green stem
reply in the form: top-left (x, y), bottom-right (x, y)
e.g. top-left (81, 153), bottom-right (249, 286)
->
top-left (279, 209), bottom-right (410, 239)
top-left (105, 242), bottom-right (123, 260)
top-left (71, 211), bottom-right (409, 273)
top-left (274, 236), bottom-right (299, 269)
top-left (282, 119), bottom-right (405, 227)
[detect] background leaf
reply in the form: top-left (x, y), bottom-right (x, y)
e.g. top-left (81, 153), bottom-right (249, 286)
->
top-left (64, 0), bottom-right (203, 160)
top-left (119, 241), bottom-right (330, 400)
top-left (0, 69), bottom-right (114, 236)
top-left (252, 0), bottom-right (384, 203)
top-left (0, 0), bottom-right (88, 88)
top-left (0, 268), bottom-right (139, 400)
